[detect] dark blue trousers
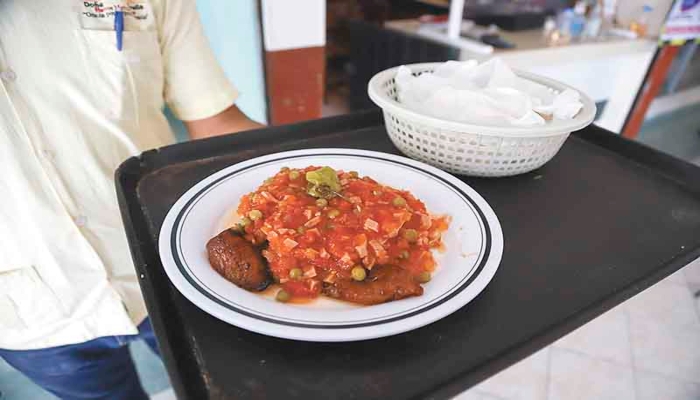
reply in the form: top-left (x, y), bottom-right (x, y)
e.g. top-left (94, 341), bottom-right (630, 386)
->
top-left (0, 319), bottom-right (159, 400)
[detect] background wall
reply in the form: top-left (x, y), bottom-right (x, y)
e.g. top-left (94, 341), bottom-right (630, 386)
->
top-left (616, 0), bottom-right (675, 36)
top-left (169, 0), bottom-right (268, 141)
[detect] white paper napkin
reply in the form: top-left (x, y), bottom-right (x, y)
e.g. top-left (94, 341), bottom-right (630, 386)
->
top-left (395, 59), bottom-right (583, 127)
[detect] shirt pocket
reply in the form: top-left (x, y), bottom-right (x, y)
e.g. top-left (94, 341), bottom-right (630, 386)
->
top-left (76, 29), bottom-right (164, 123)
top-left (0, 266), bottom-right (67, 329)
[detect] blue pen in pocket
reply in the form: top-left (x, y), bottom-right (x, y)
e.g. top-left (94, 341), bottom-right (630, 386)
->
top-left (114, 5), bottom-right (124, 51)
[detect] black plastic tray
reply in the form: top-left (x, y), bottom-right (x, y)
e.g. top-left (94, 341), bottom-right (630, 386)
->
top-left (116, 111), bottom-right (700, 400)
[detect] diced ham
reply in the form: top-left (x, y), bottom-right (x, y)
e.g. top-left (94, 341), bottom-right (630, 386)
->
top-left (340, 179), bottom-right (349, 186)
top-left (267, 231), bottom-right (279, 239)
top-left (340, 253), bottom-right (353, 266)
top-left (305, 216), bottom-right (322, 228)
top-left (320, 248), bottom-right (330, 259)
top-left (309, 280), bottom-right (320, 291)
top-left (303, 209), bottom-right (313, 219)
top-left (349, 196), bottom-right (362, 204)
top-left (369, 239), bottom-right (385, 255)
top-left (303, 266), bottom-right (317, 278)
top-left (355, 243), bottom-right (368, 258)
top-left (369, 239), bottom-right (388, 262)
top-left (362, 255), bottom-right (376, 269)
top-left (386, 225), bottom-right (402, 238)
top-left (304, 248), bottom-right (319, 259)
top-left (420, 214), bottom-right (433, 230)
top-left (364, 218), bottom-right (379, 232)
top-left (353, 234), bottom-right (367, 245)
top-left (260, 191), bottom-right (279, 203)
top-left (283, 238), bottom-right (298, 250)
top-left (279, 277), bottom-right (290, 283)
top-left (323, 272), bottom-right (337, 284)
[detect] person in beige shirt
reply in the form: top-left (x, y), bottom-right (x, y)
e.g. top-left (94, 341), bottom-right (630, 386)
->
top-left (0, 0), bottom-right (262, 398)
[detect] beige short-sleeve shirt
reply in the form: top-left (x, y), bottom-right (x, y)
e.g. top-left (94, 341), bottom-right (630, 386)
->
top-left (0, 0), bottom-right (238, 350)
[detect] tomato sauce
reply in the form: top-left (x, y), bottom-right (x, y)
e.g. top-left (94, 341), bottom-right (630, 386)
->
top-left (237, 166), bottom-right (449, 300)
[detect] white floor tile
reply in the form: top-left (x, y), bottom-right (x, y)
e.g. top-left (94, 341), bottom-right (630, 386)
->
top-left (453, 389), bottom-right (506, 400)
top-left (553, 306), bottom-right (631, 366)
top-left (548, 348), bottom-right (635, 400)
top-left (624, 279), bottom-right (699, 329)
top-left (682, 257), bottom-right (700, 291)
top-left (150, 388), bottom-right (176, 400)
top-left (628, 315), bottom-right (700, 383)
top-left (665, 268), bottom-right (689, 285)
top-left (635, 369), bottom-right (700, 400)
top-left (466, 347), bottom-right (550, 400)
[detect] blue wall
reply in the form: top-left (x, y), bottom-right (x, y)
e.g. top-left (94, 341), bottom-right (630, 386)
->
top-left (169, 0), bottom-right (267, 141)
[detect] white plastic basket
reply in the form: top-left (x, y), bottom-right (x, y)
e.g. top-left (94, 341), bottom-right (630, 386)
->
top-left (368, 63), bottom-right (597, 177)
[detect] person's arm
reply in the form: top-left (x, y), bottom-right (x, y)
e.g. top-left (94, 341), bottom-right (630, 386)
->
top-left (155, 0), bottom-right (263, 141)
top-left (185, 105), bottom-right (264, 140)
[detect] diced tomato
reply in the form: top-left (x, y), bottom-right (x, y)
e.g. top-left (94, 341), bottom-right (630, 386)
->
top-left (282, 280), bottom-right (321, 298)
top-left (235, 166), bottom-right (449, 301)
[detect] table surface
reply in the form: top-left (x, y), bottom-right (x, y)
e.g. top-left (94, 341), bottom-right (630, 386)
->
top-left (384, 19), bottom-right (653, 55)
top-left (116, 111), bottom-right (700, 400)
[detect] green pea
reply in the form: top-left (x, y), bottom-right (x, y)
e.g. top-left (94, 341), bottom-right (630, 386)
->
top-left (351, 266), bottom-right (367, 281)
top-left (348, 171), bottom-right (359, 178)
top-left (289, 170), bottom-right (300, 180)
top-left (280, 167), bottom-right (290, 173)
top-left (403, 229), bottom-right (418, 242)
top-left (327, 209), bottom-right (340, 219)
top-left (289, 268), bottom-right (303, 280)
top-left (399, 250), bottom-right (409, 259)
top-left (296, 226), bottom-right (306, 234)
top-left (240, 217), bottom-right (252, 227)
top-left (248, 210), bottom-right (263, 221)
top-left (315, 198), bottom-right (328, 208)
top-left (416, 271), bottom-right (431, 283)
top-left (392, 197), bottom-right (407, 207)
top-left (231, 224), bottom-right (244, 233)
top-left (276, 289), bottom-right (291, 302)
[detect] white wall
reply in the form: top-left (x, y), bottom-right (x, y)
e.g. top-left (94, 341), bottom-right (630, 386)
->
top-left (168, 0), bottom-right (267, 141)
top-left (616, 0), bottom-right (675, 37)
top-left (261, 0), bottom-right (326, 51)
top-left (197, 0), bottom-right (267, 123)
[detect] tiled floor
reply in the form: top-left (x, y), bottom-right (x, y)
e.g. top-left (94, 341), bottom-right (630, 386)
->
top-left (455, 257), bottom-right (700, 400)
top-left (637, 102), bottom-right (700, 168)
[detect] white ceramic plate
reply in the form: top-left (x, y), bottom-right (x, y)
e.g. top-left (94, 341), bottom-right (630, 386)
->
top-left (159, 149), bottom-right (503, 342)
